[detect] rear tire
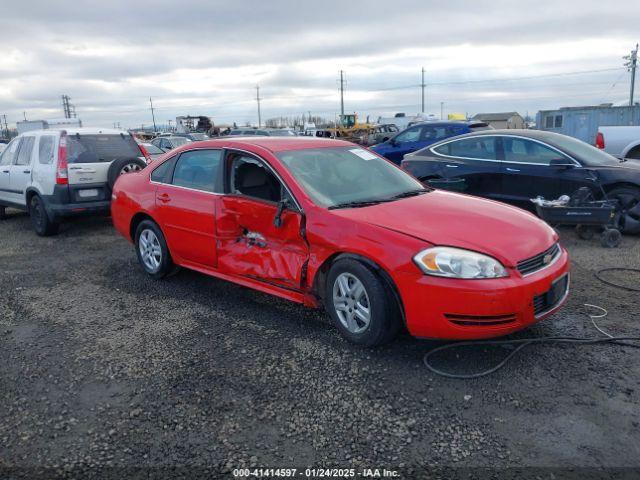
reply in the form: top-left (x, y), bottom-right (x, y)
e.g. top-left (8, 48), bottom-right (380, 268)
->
top-left (134, 220), bottom-right (173, 278)
top-left (608, 186), bottom-right (640, 234)
top-left (324, 258), bottom-right (401, 347)
top-left (600, 228), bottom-right (621, 248)
top-left (575, 225), bottom-right (595, 240)
top-left (29, 195), bottom-right (59, 236)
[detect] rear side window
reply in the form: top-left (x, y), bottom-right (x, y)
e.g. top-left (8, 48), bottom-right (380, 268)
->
top-left (422, 127), bottom-right (450, 141)
top-left (435, 137), bottom-right (497, 160)
top-left (38, 136), bottom-right (56, 164)
top-left (151, 159), bottom-right (173, 183)
top-left (394, 126), bottom-right (421, 143)
top-left (171, 150), bottom-right (221, 193)
top-left (16, 136), bottom-right (35, 165)
top-left (66, 134), bottom-right (140, 164)
top-left (0, 138), bottom-right (20, 166)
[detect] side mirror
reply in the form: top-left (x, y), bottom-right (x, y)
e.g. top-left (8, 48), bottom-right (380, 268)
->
top-left (273, 199), bottom-right (291, 228)
top-left (389, 138), bottom-right (398, 147)
top-left (549, 158), bottom-right (575, 168)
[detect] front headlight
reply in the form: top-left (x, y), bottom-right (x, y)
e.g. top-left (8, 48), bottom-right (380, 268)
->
top-left (413, 247), bottom-right (507, 279)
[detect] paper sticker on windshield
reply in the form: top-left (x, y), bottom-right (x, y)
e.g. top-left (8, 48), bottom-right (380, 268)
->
top-left (349, 148), bottom-right (378, 161)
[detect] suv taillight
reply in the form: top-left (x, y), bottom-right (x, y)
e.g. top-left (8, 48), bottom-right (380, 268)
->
top-left (138, 143), bottom-right (152, 163)
top-left (56, 133), bottom-right (68, 185)
top-left (595, 132), bottom-right (605, 149)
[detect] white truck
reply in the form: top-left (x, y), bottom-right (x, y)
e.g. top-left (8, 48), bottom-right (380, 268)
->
top-left (596, 126), bottom-right (640, 159)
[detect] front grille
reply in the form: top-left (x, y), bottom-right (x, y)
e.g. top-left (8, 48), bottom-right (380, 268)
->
top-left (517, 243), bottom-right (560, 276)
top-left (445, 313), bottom-right (517, 327)
top-left (533, 274), bottom-right (569, 317)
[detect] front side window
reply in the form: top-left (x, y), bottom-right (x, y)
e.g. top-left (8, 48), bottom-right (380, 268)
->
top-left (502, 138), bottom-right (565, 165)
top-left (16, 136), bottom-right (35, 165)
top-left (277, 147), bottom-right (424, 208)
top-left (434, 137), bottom-right (497, 160)
top-left (171, 150), bottom-right (221, 193)
top-left (38, 136), bottom-right (56, 164)
top-left (422, 126), bottom-right (449, 142)
top-left (230, 155), bottom-right (284, 203)
top-left (0, 138), bottom-right (21, 166)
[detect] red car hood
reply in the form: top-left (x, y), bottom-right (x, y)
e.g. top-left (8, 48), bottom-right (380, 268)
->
top-left (333, 190), bottom-right (556, 266)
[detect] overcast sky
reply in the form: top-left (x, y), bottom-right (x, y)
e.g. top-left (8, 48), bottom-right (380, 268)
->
top-left (0, 0), bottom-right (637, 129)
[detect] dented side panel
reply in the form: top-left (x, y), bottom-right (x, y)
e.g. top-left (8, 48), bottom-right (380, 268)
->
top-left (216, 195), bottom-right (308, 289)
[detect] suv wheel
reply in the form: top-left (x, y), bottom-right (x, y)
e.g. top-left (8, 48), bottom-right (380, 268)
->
top-left (609, 186), bottom-right (640, 234)
top-left (134, 220), bottom-right (173, 278)
top-left (108, 157), bottom-right (147, 189)
top-left (325, 258), bottom-right (401, 347)
top-left (29, 195), bottom-right (59, 236)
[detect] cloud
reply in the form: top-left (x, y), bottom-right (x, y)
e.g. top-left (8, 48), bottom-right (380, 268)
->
top-left (0, 0), bottom-right (636, 128)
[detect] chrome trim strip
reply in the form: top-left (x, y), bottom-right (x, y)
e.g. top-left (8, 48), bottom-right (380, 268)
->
top-left (534, 273), bottom-right (570, 319)
top-left (520, 244), bottom-right (562, 277)
top-left (428, 134), bottom-right (582, 167)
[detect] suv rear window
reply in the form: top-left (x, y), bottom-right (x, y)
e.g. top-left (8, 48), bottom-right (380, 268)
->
top-left (67, 134), bottom-right (140, 164)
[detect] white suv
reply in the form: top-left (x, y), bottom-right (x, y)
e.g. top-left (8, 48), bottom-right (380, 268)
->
top-left (0, 128), bottom-right (148, 236)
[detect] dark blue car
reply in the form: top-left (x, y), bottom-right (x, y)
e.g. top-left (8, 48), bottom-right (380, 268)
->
top-left (371, 121), bottom-right (492, 164)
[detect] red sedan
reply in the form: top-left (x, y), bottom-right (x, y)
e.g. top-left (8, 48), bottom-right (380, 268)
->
top-left (111, 137), bottom-right (569, 346)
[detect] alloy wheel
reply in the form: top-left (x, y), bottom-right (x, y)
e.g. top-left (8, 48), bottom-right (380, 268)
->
top-left (120, 163), bottom-right (142, 175)
top-left (332, 272), bottom-right (371, 334)
top-left (139, 229), bottom-right (162, 271)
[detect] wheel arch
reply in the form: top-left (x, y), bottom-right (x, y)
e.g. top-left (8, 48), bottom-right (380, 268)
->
top-left (311, 252), bottom-right (406, 325)
top-left (602, 182), bottom-right (640, 194)
top-left (129, 211), bottom-right (158, 242)
top-left (622, 141), bottom-right (640, 159)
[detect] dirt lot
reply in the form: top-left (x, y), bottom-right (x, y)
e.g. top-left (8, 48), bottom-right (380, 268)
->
top-left (1, 210), bottom-right (640, 479)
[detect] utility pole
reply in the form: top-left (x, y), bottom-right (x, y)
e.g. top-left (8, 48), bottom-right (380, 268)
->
top-left (625, 43), bottom-right (638, 107)
top-left (440, 102), bottom-right (444, 120)
top-left (256, 85), bottom-right (262, 128)
top-left (421, 67), bottom-right (426, 114)
top-left (339, 70), bottom-right (346, 117)
top-left (2, 114), bottom-right (7, 138)
top-left (61, 95), bottom-right (76, 119)
top-left (149, 97), bottom-right (157, 132)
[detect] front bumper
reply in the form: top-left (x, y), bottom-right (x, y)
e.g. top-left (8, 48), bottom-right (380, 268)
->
top-left (398, 247), bottom-right (570, 340)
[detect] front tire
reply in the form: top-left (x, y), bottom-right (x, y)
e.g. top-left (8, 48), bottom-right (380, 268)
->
top-left (134, 220), bottom-right (173, 278)
top-left (325, 258), bottom-right (401, 347)
top-left (608, 186), bottom-right (640, 234)
top-left (29, 195), bottom-right (59, 236)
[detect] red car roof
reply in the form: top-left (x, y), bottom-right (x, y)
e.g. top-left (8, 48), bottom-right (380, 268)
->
top-left (191, 136), bottom-right (356, 153)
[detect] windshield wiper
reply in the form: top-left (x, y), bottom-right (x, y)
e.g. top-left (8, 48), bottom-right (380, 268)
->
top-left (387, 188), bottom-right (431, 200)
top-left (328, 199), bottom-right (389, 210)
top-left (328, 189), bottom-right (431, 210)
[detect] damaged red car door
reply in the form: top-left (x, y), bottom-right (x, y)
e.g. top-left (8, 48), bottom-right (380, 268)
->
top-left (216, 152), bottom-right (308, 290)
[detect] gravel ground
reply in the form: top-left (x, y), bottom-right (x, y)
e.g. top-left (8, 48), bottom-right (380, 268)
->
top-left (1, 210), bottom-right (640, 479)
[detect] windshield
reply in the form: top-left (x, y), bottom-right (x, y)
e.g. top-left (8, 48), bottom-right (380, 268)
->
top-left (171, 137), bottom-right (191, 146)
top-left (548, 134), bottom-right (620, 166)
top-left (66, 134), bottom-right (140, 164)
top-left (277, 147), bottom-right (425, 208)
top-left (144, 143), bottom-right (163, 154)
top-left (189, 133), bottom-right (209, 140)
top-left (269, 129), bottom-right (296, 136)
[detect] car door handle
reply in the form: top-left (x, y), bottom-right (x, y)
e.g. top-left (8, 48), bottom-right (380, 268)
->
top-left (506, 168), bottom-right (521, 172)
top-left (445, 164), bottom-right (459, 168)
top-left (1, 170), bottom-right (8, 174)
top-left (23, 170), bottom-right (31, 174)
top-left (157, 194), bottom-right (171, 203)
